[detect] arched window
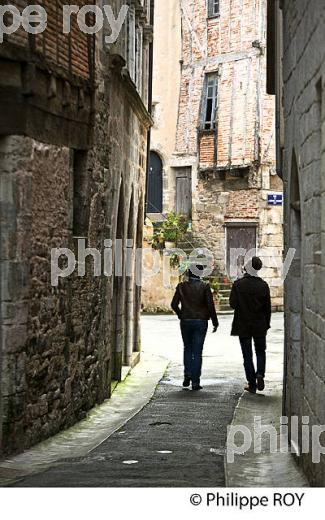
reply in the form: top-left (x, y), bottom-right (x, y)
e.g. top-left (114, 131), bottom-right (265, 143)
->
top-left (147, 151), bottom-right (163, 213)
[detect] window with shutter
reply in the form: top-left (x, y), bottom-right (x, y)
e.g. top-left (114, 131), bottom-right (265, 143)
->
top-left (201, 73), bottom-right (218, 130)
top-left (208, 0), bottom-right (220, 18)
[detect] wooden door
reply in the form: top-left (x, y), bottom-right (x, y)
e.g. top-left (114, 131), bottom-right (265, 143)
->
top-left (226, 226), bottom-right (257, 278)
top-left (176, 168), bottom-right (192, 216)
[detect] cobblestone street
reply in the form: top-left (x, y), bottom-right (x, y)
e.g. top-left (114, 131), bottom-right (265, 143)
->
top-left (0, 313), bottom-right (305, 487)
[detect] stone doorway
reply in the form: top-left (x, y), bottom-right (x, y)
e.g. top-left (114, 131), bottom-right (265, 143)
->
top-left (226, 224), bottom-right (257, 279)
top-left (112, 182), bottom-right (125, 381)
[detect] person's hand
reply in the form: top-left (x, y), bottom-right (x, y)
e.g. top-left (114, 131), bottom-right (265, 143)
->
top-left (212, 326), bottom-right (218, 334)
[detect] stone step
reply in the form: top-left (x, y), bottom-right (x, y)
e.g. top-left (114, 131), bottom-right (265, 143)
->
top-left (212, 285), bottom-right (232, 292)
top-left (218, 303), bottom-right (232, 311)
top-left (219, 291), bottom-right (231, 297)
top-left (219, 298), bottom-right (231, 304)
top-left (177, 244), bottom-right (204, 251)
top-left (219, 283), bottom-right (232, 291)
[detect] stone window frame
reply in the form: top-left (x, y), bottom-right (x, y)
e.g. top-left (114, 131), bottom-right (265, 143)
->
top-left (207, 0), bottom-right (220, 18)
top-left (126, 6), bottom-right (145, 97)
top-left (127, 6), bottom-right (136, 82)
top-left (201, 72), bottom-right (219, 130)
top-left (135, 24), bottom-right (143, 95)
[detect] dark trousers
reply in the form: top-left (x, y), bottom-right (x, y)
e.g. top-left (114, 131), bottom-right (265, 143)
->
top-left (180, 320), bottom-right (208, 386)
top-left (239, 336), bottom-right (267, 389)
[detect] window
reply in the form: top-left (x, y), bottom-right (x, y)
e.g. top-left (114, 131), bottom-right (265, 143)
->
top-left (208, 0), bottom-right (220, 18)
top-left (126, 8), bottom-right (143, 96)
top-left (135, 26), bottom-right (143, 94)
top-left (127, 7), bottom-right (136, 82)
top-left (202, 73), bottom-right (218, 130)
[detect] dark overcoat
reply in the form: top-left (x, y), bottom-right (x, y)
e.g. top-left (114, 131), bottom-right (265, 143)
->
top-left (229, 274), bottom-right (272, 337)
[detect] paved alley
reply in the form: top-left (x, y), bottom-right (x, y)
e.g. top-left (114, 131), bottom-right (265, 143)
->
top-left (0, 313), bottom-right (301, 487)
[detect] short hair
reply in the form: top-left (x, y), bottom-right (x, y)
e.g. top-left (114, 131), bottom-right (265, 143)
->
top-left (189, 264), bottom-right (204, 278)
top-left (249, 256), bottom-right (263, 271)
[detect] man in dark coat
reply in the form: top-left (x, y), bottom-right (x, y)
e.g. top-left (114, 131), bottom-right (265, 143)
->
top-left (171, 266), bottom-right (219, 391)
top-left (229, 256), bottom-right (271, 394)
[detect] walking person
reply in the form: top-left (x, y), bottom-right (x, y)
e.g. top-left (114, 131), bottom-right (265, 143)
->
top-left (171, 265), bottom-right (219, 391)
top-left (229, 256), bottom-right (271, 394)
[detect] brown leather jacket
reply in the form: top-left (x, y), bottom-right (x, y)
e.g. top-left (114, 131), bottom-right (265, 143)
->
top-left (171, 279), bottom-right (219, 328)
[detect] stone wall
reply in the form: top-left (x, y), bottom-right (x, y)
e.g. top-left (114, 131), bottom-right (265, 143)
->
top-left (193, 169), bottom-right (284, 308)
top-left (281, 0), bottom-right (325, 486)
top-left (0, 1), bottom-right (153, 455)
top-left (106, 58), bottom-right (150, 369)
top-left (0, 71), bottom-right (150, 456)
top-left (0, 133), bottom-right (112, 453)
top-left (141, 222), bottom-right (179, 313)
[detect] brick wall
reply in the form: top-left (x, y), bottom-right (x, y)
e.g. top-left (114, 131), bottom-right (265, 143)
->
top-left (6, 0), bottom-right (94, 79)
top-left (176, 0), bottom-right (275, 169)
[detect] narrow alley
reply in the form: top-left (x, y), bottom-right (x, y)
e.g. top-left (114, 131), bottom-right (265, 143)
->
top-left (0, 313), bottom-right (306, 487)
top-left (1, 0), bottom-right (325, 501)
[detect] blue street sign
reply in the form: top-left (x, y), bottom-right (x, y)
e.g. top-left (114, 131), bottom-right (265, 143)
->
top-left (268, 193), bottom-right (283, 206)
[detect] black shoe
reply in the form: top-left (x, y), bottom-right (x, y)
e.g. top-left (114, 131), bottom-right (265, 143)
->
top-left (257, 375), bottom-right (265, 391)
top-left (244, 385), bottom-right (256, 394)
top-left (183, 376), bottom-right (191, 388)
top-left (192, 385), bottom-right (203, 391)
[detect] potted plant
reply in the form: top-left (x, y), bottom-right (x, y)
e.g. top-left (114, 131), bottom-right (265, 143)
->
top-left (164, 236), bottom-right (178, 250)
top-left (161, 212), bottom-right (188, 249)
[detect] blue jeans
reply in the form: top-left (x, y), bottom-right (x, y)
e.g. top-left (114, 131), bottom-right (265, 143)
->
top-left (180, 320), bottom-right (208, 386)
top-left (239, 336), bottom-right (266, 389)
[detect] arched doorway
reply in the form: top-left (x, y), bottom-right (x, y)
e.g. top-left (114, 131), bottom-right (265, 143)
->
top-left (147, 151), bottom-right (163, 213)
top-left (284, 150), bottom-right (302, 442)
top-left (125, 190), bottom-right (135, 366)
top-left (133, 194), bottom-right (145, 355)
top-left (112, 181), bottom-right (125, 381)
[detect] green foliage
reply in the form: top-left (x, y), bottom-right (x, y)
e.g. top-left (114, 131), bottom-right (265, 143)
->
top-left (161, 212), bottom-right (188, 243)
top-left (209, 278), bottom-right (220, 293)
top-left (169, 253), bottom-right (181, 269)
top-left (151, 229), bottom-right (165, 250)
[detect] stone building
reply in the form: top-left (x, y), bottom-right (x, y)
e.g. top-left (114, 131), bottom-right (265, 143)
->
top-left (0, 0), bottom-right (153, 455)
top-left (147, 0), bottom-right (182, 217)
top-left (147, 0), bottom-right (283, 309)
top-left (268, 0), bottom-right (325, 486)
